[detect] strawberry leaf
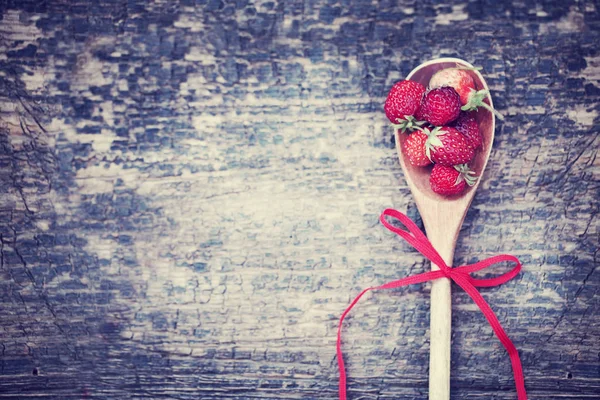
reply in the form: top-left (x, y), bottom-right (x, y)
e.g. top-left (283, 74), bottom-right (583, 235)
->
top-left (423, 127), bottom-right (446, 162)
top-left (392, 115), bottom-right (427, 133)
top-left (454, 173), bottom-right (464, 186)
top-left (462, 89), bottom-right (504, 121)
top-left (454, 164), bottom-right (478, 186)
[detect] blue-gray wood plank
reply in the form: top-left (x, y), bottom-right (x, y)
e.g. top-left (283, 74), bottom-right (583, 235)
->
top-left (0, 0), bottom-right (598, 398)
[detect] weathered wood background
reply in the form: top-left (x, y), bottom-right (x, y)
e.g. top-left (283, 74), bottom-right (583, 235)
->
top-left (0, 0), bottom-right (598, 398)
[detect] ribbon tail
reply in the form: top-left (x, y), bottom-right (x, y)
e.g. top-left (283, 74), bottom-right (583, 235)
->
top-left (337, 286), bottom-right (373, 400)
top-left (337, 270), bottom-right (446, 400)
top-left (452, 275), bottom-right (528, 400)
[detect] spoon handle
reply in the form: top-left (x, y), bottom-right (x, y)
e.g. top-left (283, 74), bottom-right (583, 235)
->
top-left (428, 239), bottom-right (455, 400)
top-left (429, 273), bottom-right (452, 400)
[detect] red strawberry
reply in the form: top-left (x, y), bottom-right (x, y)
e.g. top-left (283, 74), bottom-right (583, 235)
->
top-left (453, 111), bottom-right (482, 150)
top-left (430, 164), bottom-right (477, 196)
top-left (429, 68), bottom-right (475, 106)
top-left (423, 126), bottom-right (475, 166)
top-left (384, 80), bottom-right (426, 132)
top-left (417, 87), bottom-right (461, 126)
top-left (429, 67), bottom-right (504, 120)
top-left (402, 131), bottom-right (431, 167)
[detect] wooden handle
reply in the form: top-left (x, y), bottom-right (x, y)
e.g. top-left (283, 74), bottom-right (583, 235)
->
top-left (429, 272), bottom-right (452, 400)
top-left (428, 238), bottom-right (455, 400)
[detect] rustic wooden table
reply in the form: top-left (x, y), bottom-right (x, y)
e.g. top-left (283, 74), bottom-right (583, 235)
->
top-left (0, 1), bottom-right (598, 399)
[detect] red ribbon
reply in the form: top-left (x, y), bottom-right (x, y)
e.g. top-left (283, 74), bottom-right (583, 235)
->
top-left (337, 208), bottom-right (528, 399)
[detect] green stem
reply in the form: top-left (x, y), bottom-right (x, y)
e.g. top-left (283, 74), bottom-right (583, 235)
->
top-left (480, 102), bottom-right (504, 121)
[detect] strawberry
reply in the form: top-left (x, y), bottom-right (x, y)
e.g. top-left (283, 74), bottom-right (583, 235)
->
top-left (429, 68), bottom-right (476, 106)
top-left (384, 80), bottom-right (426, 132)
top-left (402, 131), bottom-right (431, 167)
top-left (453, 111), bottom-right (482, 150)
top-left (429, 67), bottom-right (504, 120)
top-left (416, 87), bottom-right (461, 126)
top-left (430, 164), bottom-right (477, 196)
top-left (423, 126), bottom-right (475, 166)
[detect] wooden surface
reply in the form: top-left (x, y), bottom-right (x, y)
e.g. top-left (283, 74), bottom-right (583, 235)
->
top-left (0, 1), bottom-right (599, 399)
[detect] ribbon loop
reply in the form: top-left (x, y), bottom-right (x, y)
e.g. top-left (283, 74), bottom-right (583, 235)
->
top-left (380, 208), bottom-right (449, 271)
top-left (337, 209), bottom-right (527, 400)
top-left (455, 255), bottom-right (522, 288)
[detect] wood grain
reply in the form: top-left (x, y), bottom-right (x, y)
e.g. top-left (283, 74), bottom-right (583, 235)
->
top-left (0, 1), bottom-right (599, 399)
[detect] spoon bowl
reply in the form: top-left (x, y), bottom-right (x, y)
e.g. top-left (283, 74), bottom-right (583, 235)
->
top-left (399, 58), bottom-right (495, 204)
top-left (395, 58), bottom-right (496, 400)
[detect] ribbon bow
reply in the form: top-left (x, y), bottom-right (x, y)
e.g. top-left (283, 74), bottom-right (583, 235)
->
top-left (337, 208), bottom-right (527, 399)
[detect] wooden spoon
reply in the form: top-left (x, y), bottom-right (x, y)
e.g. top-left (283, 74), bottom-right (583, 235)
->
top-left (396, 58), bottom-right (496, 400)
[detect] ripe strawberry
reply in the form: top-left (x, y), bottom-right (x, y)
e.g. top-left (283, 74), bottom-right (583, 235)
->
top-left (402, 131), bottom-right (431, 167)
top-left (430, 164), bottom-right (477, 196)
top-left (416, 87), bottom-right (461, 126)
top-left (429, 67), bottom-right (504, 120)
top-left (384, 80), bottom-right (426, 132)
top-left (423, 126), bottom-right (474, 166)
top-left (429, 68), bottom-right (476, 106)
top-left (453, 111), bottom-right (482, 150)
